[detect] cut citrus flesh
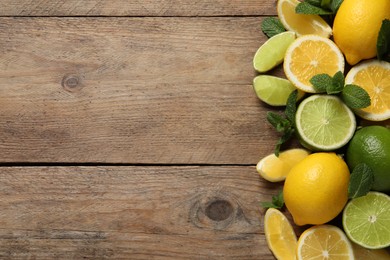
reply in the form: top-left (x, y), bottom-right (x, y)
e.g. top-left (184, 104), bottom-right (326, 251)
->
top-left (342, 192), bottom-right (390, 249)
top-left (351, 242), bottom-right (390, 260)
top-left (277, 0), bottom-right (332, 38)
top-left (297, 225), bottom-right (354, 260)
top-left (284, 35), bottom-right (345, 93)
top-left (256, 148), bottom-right (310, 182)
top-left (253, 75), bottom-right (305, 106)
top-left (345, 60), bottom-right (390, 121)
top-left (295, 95), bottom-right (356, 151)
top-left (253, 31), bottom-right (296, 73)
top-left (264, 208), bottom-right (297, 260)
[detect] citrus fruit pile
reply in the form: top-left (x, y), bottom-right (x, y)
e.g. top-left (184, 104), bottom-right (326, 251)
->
top-left (253, 0), bottom-right (390, 259)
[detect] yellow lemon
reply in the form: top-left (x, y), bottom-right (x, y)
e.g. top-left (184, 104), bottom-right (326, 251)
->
top-left (264, 208), bottom-right (297, 260)
top-left (283, 153), bottom-right (350, 226)
top-left (345, 60), bottom-right (390, 121)
top-left (256, 148), bottom-right (310, 182)
top-left (333, 0), bottom-right (390, 65)
top-left (277, 0), bottom-right (332, 38)
top-left (297, 225), bottom-right (354, 260)
top-left (284, 35), bottom-right (344, 93)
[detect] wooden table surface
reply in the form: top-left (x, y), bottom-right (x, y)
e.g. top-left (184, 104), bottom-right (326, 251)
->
top-left (0, 1), bottom-right (295, 259)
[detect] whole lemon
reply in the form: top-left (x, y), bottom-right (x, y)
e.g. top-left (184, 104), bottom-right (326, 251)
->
top-left (332, 0), bottom-right (390, 65)
top-left (346, 126), bottom-right (390, 191)
top-left (283, 153), bottom-right (350, 226)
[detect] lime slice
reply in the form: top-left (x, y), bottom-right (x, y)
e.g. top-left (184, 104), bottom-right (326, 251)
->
top-left (295, 95), bottom-right (356, 151)
top-left (343, 192), bottom-right (390, 249)
top-left (253, 31), bottom-right (296, 73)
top-left (253, 75), bottom-right (304, 106)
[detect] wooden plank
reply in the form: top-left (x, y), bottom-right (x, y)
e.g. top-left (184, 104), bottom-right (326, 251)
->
top-left (0, 1), bottom-right (277, 17)
top-left (0, 17), bottom-right (285, 164)
top-left (0, 166), bottom-right (293, 259)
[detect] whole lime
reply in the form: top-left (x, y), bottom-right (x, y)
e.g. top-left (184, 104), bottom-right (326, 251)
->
top-left (346, 126), bottom-right (390, 191)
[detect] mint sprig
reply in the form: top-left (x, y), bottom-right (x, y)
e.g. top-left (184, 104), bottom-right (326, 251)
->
top-left (377, 19), bottom-right (390, 62)
top-left (261, 190), bottom-right (284, 209)
top-left (267, 90), bottom-right (298, 156)
top-left (310, 71), bottom-right (371, 109)
top-left (341, 85), bottom-right (371, 109)
top-left (296, 2), bottom-right (332, 15)
top-left (261, 17), bottom-right (286, 38)
top-left (295, 0), bottom-right (342, 15)
top-left (348, 163), bottom-right (374, 199)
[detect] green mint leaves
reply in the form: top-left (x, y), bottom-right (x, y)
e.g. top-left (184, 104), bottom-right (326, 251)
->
top-left (377, 19), bottom-right (390, 62)
top-left (261, 17), bottom-right (286, 38)
top-left (296, 0), bottom-right (343, 15)
top-left (341, 85), bottom-right (371, 109)
top-left (348, 163), bottom-right (374, 199)
top-left (261, 190), bottom-right (284, 209)
top-left (296, 2), bottom-right (333, 15)
top-left (267, 90), bottom-right (298, 156)
top-left (310, 71), bottom-right (371, 109)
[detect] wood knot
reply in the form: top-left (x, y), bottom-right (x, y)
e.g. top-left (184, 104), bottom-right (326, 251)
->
top-left (205, 199), bottom-right (233, 221)
top-left (189, 192), bottom-right (243, 230)
top-left (62, 74), bottom-right (83, 92)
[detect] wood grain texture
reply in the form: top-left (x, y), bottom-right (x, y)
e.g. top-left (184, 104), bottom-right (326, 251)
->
top-left (0, 0), bottom-right (277, 17)
top-left (0, 17), bottom-right (286, 164)
top-left (0, 166), bottom-right (290, 259)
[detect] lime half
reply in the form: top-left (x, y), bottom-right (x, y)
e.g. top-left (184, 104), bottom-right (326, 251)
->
top-left (253, 75), bottom-right (304, 106)
top-left (295, 95), bottom-right (356, 151)
top-left (253, 31), bottom-right (296, 73)
top-left (343, 192), bottom-right (390, 249)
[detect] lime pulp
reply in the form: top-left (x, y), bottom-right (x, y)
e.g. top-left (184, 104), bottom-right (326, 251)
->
top-left (253, 31), bottom-right (296, 73)
top-left (253, 75), bottom-right (304, 106)
top-left (295, 95), bottom-right (356, 151)
top-left (342, 192), bottom-right (390, 249)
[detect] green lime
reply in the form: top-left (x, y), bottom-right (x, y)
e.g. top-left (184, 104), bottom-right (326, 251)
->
top-left (253, 31), bottom-right (296, 73)
top-left (346, 126), bottom-right (390, 191)
top-left (343, 192), bottom-right (390, 249)
top-left (295, 95), bottom-right (356, 151)
top-left (253, 76), bottom-right (304, 106)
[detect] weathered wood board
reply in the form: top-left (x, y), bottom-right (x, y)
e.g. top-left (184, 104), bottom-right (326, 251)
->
top-left (0, 166), bottom-right (288, 259)
top-left (0, 0), bottom-right (277, 16)
top-left (0, 17), bottom-right (284, 164)
top-left (0, 1), bottom-right (289, 259)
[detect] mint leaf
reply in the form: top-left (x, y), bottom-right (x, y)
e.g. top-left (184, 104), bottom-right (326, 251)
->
top-left (285, 90), bottom-right (298, 124)
top-left (377, 19), bottom-right (390, 61)
top-left (348, 163), bottom-right (374, 199)
top-left (342, 84), bottom-right (371, 109)
top-left (310, 74), bottom-right (332, 92)
top-left (261, 190), bottom-right (284, 209)
top-left (267, 112), bottom-right (291, 132)
top-left (321, 0), bottom-right (331, 8)
top-left (328, 71), bottom-right (344, 94)
top-left (330, 0), bottom-right (343, 12)
top-left (296, 2), bottom-right (333, 15)
top-left (261, 17), bottom-right (286, 38)
top-left (267, 91), bottom-right (298, 156)
top-left (306, 0), bottom-right (322, 7)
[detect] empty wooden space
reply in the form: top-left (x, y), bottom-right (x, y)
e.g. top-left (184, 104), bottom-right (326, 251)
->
top-left (0, 1), bottom-right (284, 259)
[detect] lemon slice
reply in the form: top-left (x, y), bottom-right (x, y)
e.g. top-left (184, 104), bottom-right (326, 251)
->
top-left (284, 35), bottom-right (345, 93)
top-left (253, 31), bottom-right (296, 73)
top-left (253, 76), bottom-right (305, 106)
top-left (295, 95), bottom-right (356, 151)
top-left (297, 225), bottom-right (354, 260)
top-left (345, 60), bottom-right (390, 121)
top-left (343, 192), bottom-right (390, 249)
top-left (256, 148), bottom-right (310, 182)
top-left (264, 208), bottom-right (297, 260)
top-left (277, 0), bottom-right (332, 38)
